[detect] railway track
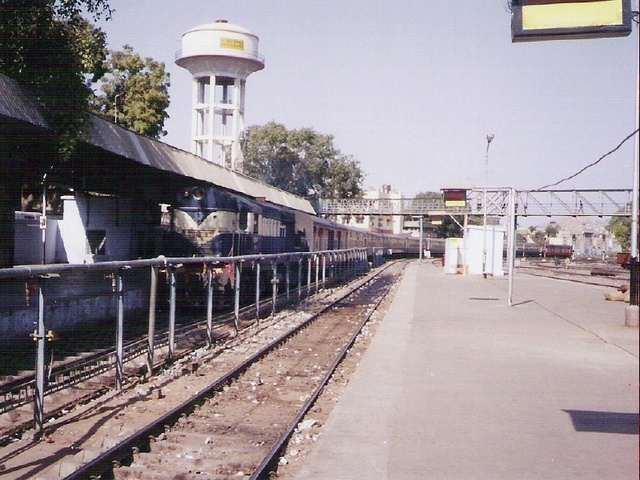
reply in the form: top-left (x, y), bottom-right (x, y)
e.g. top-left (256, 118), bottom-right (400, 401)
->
top-left (0, 269), bottom-right (351, 442)
top-left (0, 303), bottom-right (270, 443)
top-left (0, 261), bottom-right (405, 479)
top-left (517, 260), bottom-right (629, 288)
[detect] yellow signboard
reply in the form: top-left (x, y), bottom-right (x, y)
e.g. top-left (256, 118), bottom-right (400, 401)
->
top-left (442, 188), bottom-right (468, 208)
top-left (220, 38), bottom-right (245, 51)
top-left (512, 0), bottom-right (632, 42)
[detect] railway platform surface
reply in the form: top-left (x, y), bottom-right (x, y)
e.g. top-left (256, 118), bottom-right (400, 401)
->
top-left (295, 261), bottom-right (639, 480)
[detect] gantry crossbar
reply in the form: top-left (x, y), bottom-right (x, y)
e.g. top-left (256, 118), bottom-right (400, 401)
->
top-left (316, 189), bottom-right (633, 217)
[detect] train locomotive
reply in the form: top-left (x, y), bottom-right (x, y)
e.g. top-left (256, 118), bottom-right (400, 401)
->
top-left (160, 186), bottom-right (307, 257)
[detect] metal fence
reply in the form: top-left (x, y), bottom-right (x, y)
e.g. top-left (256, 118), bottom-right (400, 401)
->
top-left (0, 248), bottom-right (369, 433)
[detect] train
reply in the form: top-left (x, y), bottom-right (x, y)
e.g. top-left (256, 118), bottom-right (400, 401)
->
top-left (155, 185), bottom-right (440, 307)
top-left (518, 243), bottom-right (574, 259)
top-left (543, 244), bottom-right (574, 258)
top-left (158, 185), bottom-right (438, 259)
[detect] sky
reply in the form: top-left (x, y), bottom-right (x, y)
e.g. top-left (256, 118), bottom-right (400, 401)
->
top-left (97, 0), bottom-right (638, 198)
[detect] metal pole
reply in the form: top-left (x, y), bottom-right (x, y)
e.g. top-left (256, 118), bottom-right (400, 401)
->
top-left (322, 254), bottom-right (326, 289)
top-left (628, 6), bottom-right (639, 310)
top-left (168, 267), bottom-right (177, 362)
top-left (507, 188), bottom-right (517, 306)
top-left (285, 259), bottom-right (290, 301)
top-left (255, 261), bottom-right (261, 321)
top-left (297, 258), bottom-right (303, 300)
top-left (115, 269), bottom-right (125, 390)
top-left (206, 267), bottom-right (214, 346)
top-left (41, 174), bottom-right (47, 265)
top-left (234, 262), bottom-right (241, 331)
top-left (419, 216), bottom-right (424, 263)
top-left (307, 255), bottom-right (312, 298)
top-left (271, 261), bottom-right (278, 316)
top-left (146, 266), bottom-right (158, 377)
top-left (463, 214), bottom-right (468, 275)
top-left (34, 276), bottom-right (46, 433)
top-left (483, 134), bottom-right (495, 278)
top-left (330, 253), bottom-right (334, 283)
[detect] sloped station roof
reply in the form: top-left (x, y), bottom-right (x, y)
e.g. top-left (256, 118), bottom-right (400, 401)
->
top-left (0, 75), bottom-right (48, 128)
top-left (0, 73), bottom-right (315, 215)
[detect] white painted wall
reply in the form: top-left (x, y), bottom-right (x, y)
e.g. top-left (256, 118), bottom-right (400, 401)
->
top-left (465, 225), bottom-right (505, 276)
top-left (444, 237), bottom-right (465, 275)
top-left (57, 195), bottom-right (136, 263)
top-left (14, 212), bottom-right (59, 265)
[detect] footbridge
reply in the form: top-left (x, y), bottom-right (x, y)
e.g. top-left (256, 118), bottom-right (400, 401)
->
top-left (316, 189), bottom-right (634, 218)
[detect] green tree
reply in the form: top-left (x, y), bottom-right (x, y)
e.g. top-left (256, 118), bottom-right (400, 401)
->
top-left (545, 223), bottom-right (559, 238)
top-left (607, 215), bottom-right (631, 251)
top-left (434, 215), bottom-right (463, 238)
top-left (530, 228), bottom-right (546, 245)
top-left (91, 45), bottom-right (170, 138)
top-left (244, 122), bottom-right (364, 199)
top-left (415, 191), bottom-right (442, 201)
top-left (0, 0), bottom-right (110, 153)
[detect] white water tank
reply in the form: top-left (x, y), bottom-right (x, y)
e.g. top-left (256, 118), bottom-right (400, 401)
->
top-left (176, 20), bottom-right (264, 171)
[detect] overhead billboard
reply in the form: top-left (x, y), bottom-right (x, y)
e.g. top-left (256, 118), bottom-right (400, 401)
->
top-left (511, 0), bottom-right (633, 42)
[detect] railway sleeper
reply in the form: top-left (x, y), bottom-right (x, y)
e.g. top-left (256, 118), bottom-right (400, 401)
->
top-left (113, 429), bottom-right (277, 479)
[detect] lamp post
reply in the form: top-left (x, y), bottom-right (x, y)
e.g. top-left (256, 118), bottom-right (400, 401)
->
top-left (482, 134), bottom-right (495, 278)
top-left (627, 7), bottom-right (639, 320)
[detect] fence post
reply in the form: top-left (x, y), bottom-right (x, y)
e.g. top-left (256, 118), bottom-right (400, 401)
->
top-left (206, 266), bottom-right (214, 346)
top-left (322, 254), bottom-right (327, 289)
top-left (115, 268), bottom-right (126, 390)
top-left (307, 255), bottom-right (312, 298)
top-left (297, 257), bottom-right (303, 301)
top-left (285, 258), bottom-right (290, 302)
top-left (168, 266), bottom-right (177, 362)
top-left (33, 275), bottom-right (47, 434)
top-left (255, 261), bottom-right (261, 321)
top-left (271, 261), bottom-right (278, 316)
top-left (234, 262), bottom-right (241, 332)
top-left (146, 265), bottom-right (158, 377)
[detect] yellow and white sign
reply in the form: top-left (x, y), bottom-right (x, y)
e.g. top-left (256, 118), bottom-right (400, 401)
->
top-left (512, 0), bottom-right (632, 42)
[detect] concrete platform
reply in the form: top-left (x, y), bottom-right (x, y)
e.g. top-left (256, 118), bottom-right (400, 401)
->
top-left (296, 261), bottom-right (639, 479)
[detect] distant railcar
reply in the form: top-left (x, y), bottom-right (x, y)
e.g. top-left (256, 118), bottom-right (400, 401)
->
top-left (616, 252), bottom-right (631, 269)
top-left (543, 244), bottom-right (573, 258)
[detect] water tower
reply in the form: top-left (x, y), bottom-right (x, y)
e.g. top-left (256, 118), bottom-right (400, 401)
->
top-left (175, 20), bottom-right (264, 171)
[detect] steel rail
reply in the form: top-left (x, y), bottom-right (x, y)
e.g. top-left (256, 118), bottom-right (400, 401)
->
top-left (0, 280), bottom-right (320, 418)
top-left (249, 262), bottom-right (400, 479)
top-left (63, 262), bottom-right (395, 480)
top-left (0, 318), bottom-right (205, 415)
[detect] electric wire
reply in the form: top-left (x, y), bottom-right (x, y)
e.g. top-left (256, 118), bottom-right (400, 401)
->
top-left (536, 128), bottom-right (639, 190)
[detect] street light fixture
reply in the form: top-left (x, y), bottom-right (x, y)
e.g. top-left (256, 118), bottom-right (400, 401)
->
top-left (482, 134), bottom-right (495, 278)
